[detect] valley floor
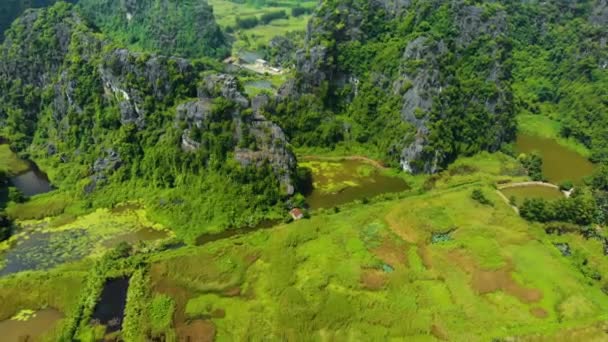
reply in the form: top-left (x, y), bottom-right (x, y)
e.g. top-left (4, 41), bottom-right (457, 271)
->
top-left (1, 152), bottom-right (608, 340)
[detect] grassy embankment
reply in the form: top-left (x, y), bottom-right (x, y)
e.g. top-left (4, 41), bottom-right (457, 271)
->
top-left (0, 144), bottom-right (29, 175)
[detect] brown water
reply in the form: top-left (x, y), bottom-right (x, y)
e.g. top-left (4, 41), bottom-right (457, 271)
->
top-left (102, 227), bottom-right (169, 248)
top-left (515, 134), bottom-right (594, 184)
top-left (501, 186), bottom-right (564, 206)
top-left (304, 159), bottom-right (410, 210)
top-left (0, 308), bottom-right (63, 341)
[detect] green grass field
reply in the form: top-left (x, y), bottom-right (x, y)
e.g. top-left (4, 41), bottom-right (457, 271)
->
top-left (208, 0), bottom-right (315, 52)
top-left (0, 144), bottom-right (29, 175)
top-left (1, 151), bottom-right (607, 340)
top-left (140, 154), bottom-right (608, 340)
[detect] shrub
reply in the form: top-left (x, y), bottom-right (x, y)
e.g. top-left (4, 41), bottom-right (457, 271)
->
top-left (471, 189), bottom-right (493, 206)
top-left (560, 180), bottom-right (574, 191)
top-left (260, 10), bottom-right (287, 24)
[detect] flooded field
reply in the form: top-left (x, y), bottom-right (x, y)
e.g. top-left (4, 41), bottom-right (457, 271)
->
top-left (301, 159), bottom-right (409, 210)
top-left (91, 277), bottom-right (129, 334)
top-left (515, 133), bottom-right (594, 184)
top-left (0, 229), bottom-right (92, 276)
top-left (0, 308), bottom-right (63, 341)
top-left (501, 185), bottom-right (564, 206)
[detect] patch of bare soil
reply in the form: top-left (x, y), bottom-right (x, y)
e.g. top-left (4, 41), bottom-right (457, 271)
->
top-left (360, 269), bottom-right (387, 290)
top-left (530, 307), bottom-right (548, 318)
top-left (372, 238), bottom-right (408, 270)
top-left (417, 245), bottom-right (433, 269)
top-left (431, 324), bottom-right (449, 341)
top-left (176, 319), bottom-right (216, 342)
top-left (222, 287), bottom-right (241, 297)
top-left (385, 207), bottom-right (420, 244)
top-left (449, 250), bottom-right (543, 304)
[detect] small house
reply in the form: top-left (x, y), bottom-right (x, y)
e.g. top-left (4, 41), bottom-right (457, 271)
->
top-left (289, 208), bottom-right (304, 220)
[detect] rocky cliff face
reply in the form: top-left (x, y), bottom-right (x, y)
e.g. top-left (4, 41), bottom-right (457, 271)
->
top-left (0, 3), bottom-right (296, 196)
top-left (280, 0), bottom-right (515, 173)
top-left (176, 75), bottom-right (296, 194)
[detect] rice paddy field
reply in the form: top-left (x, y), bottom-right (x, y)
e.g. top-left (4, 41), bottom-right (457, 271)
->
top-left (1, 151), bottom-right (606, 340)
top-left (208, 0), bottom-right (316, 52)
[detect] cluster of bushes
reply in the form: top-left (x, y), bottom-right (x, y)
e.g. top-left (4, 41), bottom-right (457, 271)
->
top-left (518, 153), bottom-right (543, 181)
top-left (520, 189), bottom-right (597, 225)
top-left (471, 189), bottom-right (493, 206)
top-left (235, 10), bottom-right (288, 29)
top-left (291, 6), bottom-right (312, 17)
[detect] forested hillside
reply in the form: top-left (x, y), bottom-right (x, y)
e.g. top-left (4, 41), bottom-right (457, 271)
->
top-left (510, 0), bottom-right (608, 163)
top-left (0, 0), bottom-right (76, 40)
top-left (267, 0), bottom-right (607, 173)
top-left (77, 0), bottom-right (230, 58)
top-left (0, 3), bottom-right (295, 237)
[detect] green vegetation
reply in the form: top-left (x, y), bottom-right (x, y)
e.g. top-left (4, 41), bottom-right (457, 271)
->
top-left (77, 0), bottom-right (230, 58)
top-left (471, 189), bottom-right (493, 207)
top-left (0, 145), bottom-right (29, 175)
top-left (209, 0), bottom-right (315, 52)
top-left (0, 0), bottom-right (76, 40)
top-left (0, 0), bottom-right (607, 340)
top-left (518, 152), bottom-right (544, 181)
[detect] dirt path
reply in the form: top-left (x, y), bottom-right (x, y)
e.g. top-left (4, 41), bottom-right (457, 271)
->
top-left (495, 190), bottom-right (519, 214)
top-left (300, 155), bottom-right (387, 169)
top-left (497, 181), bottom-right (559, 190)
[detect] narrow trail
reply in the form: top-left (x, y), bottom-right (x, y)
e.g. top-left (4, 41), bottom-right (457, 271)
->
top-left (496, 190), bottom-right (519, 214)
top-left (300, 155), bottom-right (387, 169)
top-left (497, 181), bottom-right (559, 190)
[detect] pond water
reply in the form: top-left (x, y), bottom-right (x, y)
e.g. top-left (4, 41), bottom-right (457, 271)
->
top-left (91, 277), bottom-right (129, 334)
top-left (500, 185), bottom-right (564, 206)
top-left (102, 227), bottom-right (170, 248)
top-left (515, 133), bottom-right (594, 184)
top-left (0, 308), bottom-right (63, 341)
top-left (0, 229), bottom-right (92, 276)
top-left (244, 80), bottom-right (273, 90)
top-left (10, 167), bottom-right (53, 197)
top-left (0, 142), bottom-right (53, 196)
top-left (0, 226), bottom-right (169, 276)
top-left (303, 159), bottom-right (410, 210)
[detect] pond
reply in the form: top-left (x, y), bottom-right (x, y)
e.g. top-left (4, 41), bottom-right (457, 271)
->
top-left (0, 225), bottom-right (170, 276)
top-left (500, 185), bottom-right (564, 206)
top-left (244, 80), bottom-right (273, 90)
top-left (515, 133), bottom-right (594, 184)
top-left (0, 229), bottom-right (92, 277)
top-left (102, 227), bottom-right (170, 248)
top-left (0, 308), bottom-right (63, 341)
top-left (91, 277), bottom-right (129, 334)
top-left (0, 142), bottom-right (53, 196)
top-left (301, 159), bottom-right (410, 210)
top-left (10, 166), bottom-right (53, 197)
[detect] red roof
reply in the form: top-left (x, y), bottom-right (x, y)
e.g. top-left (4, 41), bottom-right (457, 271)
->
top-left (290, 208), bottom-right (304, 218)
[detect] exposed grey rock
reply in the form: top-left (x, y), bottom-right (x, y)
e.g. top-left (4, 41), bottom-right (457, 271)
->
top-left (590, 0), bottom-right (608, 25)
top-left (199, 74), bottom-right (249, 108)
top-left (100, 49), bottom-right (195, 127)
top-left (176, 76), bottom-right (296, 194)
top-left (93, 148), bottom-right (122, 174)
